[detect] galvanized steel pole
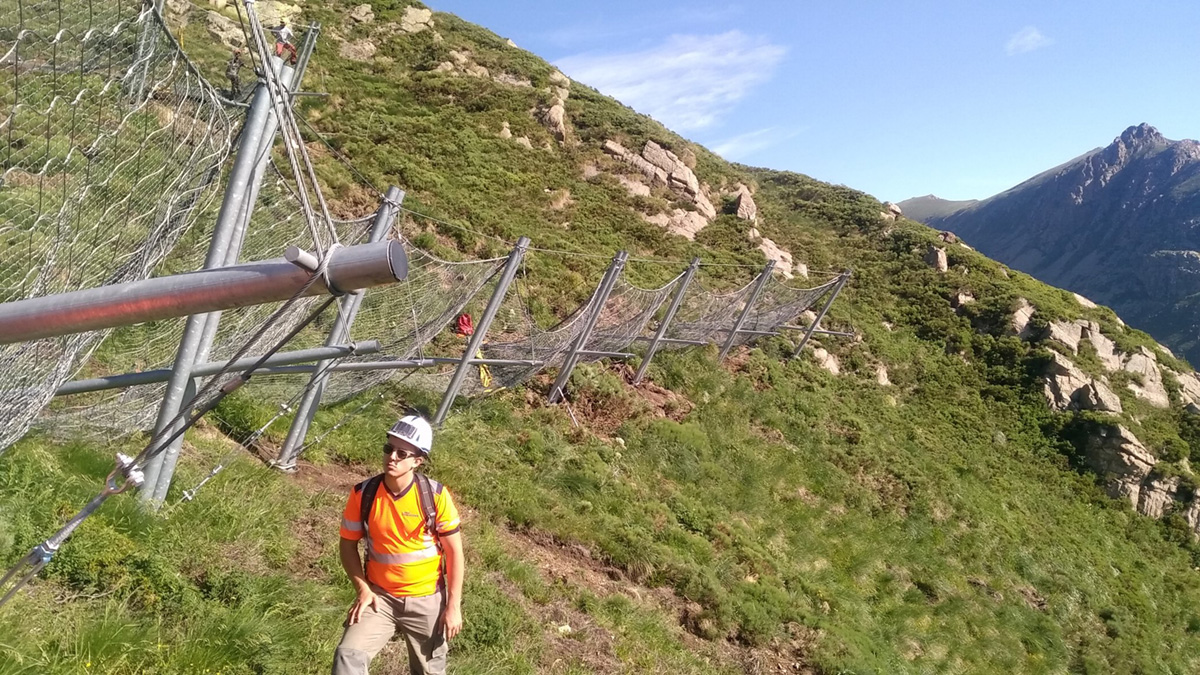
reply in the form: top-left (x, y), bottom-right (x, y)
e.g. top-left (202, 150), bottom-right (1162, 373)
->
top-left (275, 187), bottom-right (404, 470)
top-left (718, 261), bottom-right (775, 362)
top-left (433, 236), bottom-right (531, 425)
top-left (633, 257), bottom-right (700, 384)
top-left (792, 271), bottom-right (850, 358)
top-left (548, 251), bottom-right (628, 404)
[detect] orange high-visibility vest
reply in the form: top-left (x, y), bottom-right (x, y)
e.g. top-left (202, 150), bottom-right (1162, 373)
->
top-left (340, 476), bottom-right (460, 597)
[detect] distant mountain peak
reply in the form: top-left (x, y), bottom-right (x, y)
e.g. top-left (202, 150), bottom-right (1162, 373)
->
top-left (1115, 123), bottom-right (1166, 149)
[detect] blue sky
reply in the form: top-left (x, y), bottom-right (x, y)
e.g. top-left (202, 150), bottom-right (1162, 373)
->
top-left (428, 1), bottom-right (1200, 203)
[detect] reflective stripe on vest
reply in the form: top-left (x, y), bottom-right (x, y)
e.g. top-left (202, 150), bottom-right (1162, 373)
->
top-left (342, 518), bottom-right (363, 532)
top-left (367, 539), bottom-right (439, 565)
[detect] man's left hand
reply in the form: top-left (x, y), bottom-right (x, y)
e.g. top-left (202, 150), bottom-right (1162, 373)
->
top-left (443, 603), bottom-right (463, 640)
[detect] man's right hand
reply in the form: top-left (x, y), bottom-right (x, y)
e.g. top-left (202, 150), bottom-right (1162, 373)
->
top-left (347, 589), bottom-right (378, 625)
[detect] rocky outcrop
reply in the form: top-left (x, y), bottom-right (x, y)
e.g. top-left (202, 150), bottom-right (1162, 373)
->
top-left (603, 140), bottom-right (716, 221)
top-left (350, 3), bottom-right (374, 23)
top-left (759, 238), bottom-right (796, 279)
top-left (925, 246), bottom-right (948, 273)
top-left (1083, 425), bottom-right (1156, 507)
top-left (1138, 475), bottom-right (1181, 519)
top-left (1073, 293), bottom-right (1098, 308)
top-left (1047, 320), bottom-right (1083, 353)
top-left (1083, 321), bottom-right (1122, 371)
top-left (951, 292), bottom-right (975, 310)
top-left (1010, 298), bottom-right (1036, 338)
top-left (400, 6), bottom-right (433, 33)
top-left (884, 202), bottom-right (903, 218)
top-left (1123, 347), bottom-right (1170, 408)
top-left (1043, 351), bottom-right (1122, 413)
top-left (1175, 372), bottom-right (1200, 406)
top-left (541, 103), bottom-right (567, 142)
top-left (616, 175), bottom-right (650, 197)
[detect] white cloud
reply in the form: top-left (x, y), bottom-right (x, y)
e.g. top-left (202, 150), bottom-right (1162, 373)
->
top-left (711, 126), bottom-right (803, 161)
top-left (1005, 26), bottom-right (1052, 56)
top-left (555, 31), bottom-right (786, 132)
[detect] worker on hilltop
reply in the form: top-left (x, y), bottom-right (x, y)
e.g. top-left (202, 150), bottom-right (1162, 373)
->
top-left (225, 48), bottom-right (244, 97)
top-left (269, 20), bottom-right (298, 65)
top-left (332, 413), bottom-right (465, 675)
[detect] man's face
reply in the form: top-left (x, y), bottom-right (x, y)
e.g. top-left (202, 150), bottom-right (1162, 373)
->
top-left (383, 437), bottom-right (424, 478)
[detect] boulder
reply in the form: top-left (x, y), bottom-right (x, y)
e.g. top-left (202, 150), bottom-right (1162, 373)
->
top-left (732, 184), bottom-right (757, 222)
top-left (499, 121), bottom-right (512, 139)
top-left (876, 364), bottom-right (891, 386)
top-left (1083, 425), bottom-right (1155, 507)
top-left (513, 136), bottom-right (533, 149)
top-left (640, 209), bottom-right (708, 240)
top-left (350, 3), bottom-right (374, 23)
top-left (548, 70), bottom-right (571, 88)
top-left (951, 291), bottom-right (975, 309)
top-left (925, 246), bottom-right (948, 273)
top-left (465, 64), bottom-right (489, 78)
top-left (542, 103), bottom-right (567, 142)
top-left (746, 227), bottom-right (761, 241)
top-left (759, 237), bottom-right (795, 279)
top-left (794, 262), bottom-right (809, 279)
top-left (1010, 298), bottom-right (1036, 338)
top-left (938, 231), bottom-right (958, 244)
top-left (812, 347), bottom-right (840, 375)
top-left (1073, 292), bottom-right (1098, 309)
top-left (206, 11), bottom-right (244, 49)
top-left (884, 202), bottom-right (903, 217)
top-left (1123, 348), bottom-right (1170, 408)
top-left (400, 6), bottom-right (433, 32)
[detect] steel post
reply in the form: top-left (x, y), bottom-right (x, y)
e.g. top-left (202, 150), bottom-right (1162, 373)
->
top-left (633, 257), bottom-right (699, 384)
top-left (792, 271), bottom-right (850, 358)
top-left (548, 251), bottom-right (628, 404)
top-left (135, 71), bottom-right (281, 502)
top-left (433, 237), bottom-right (531, 425)
top-left (275, 187), bottom-right (404, 470)
top-left (195, 58), bottom-right (295, 365)
top-left (718, 262), bottom-right (775, 362)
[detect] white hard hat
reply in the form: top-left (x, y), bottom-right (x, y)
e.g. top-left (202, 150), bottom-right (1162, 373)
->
top-left (387, 414), bottom-right (433, 456)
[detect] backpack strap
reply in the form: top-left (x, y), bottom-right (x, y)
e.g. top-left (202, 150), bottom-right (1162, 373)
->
top-left (414, 473), bottom-right (446, 590)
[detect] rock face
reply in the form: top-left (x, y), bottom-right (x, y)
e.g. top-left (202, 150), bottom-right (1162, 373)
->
top-left (925, 246), bottom-right (948, 273)
top-left (400, 6), bottom-right (433, 33)
top-left (1123, 347), bottom-right (1170, 408)
top-left (900, 124), bottom-right (1200, 366)
top-left (1083, 425), bottom-right (1157, 507)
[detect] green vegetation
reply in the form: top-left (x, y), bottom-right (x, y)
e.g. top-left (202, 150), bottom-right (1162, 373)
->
top-left (6, 1), bottom-right (1200, 673)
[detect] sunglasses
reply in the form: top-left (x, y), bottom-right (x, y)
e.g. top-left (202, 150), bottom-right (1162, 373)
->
top-left (382, 444), bottom-right (421, 460)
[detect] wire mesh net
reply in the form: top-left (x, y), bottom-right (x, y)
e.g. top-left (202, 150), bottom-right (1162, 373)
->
top-left (0, 0), bottom-right (237, 452)
top-left (721, 274), bottom-right (843, 348)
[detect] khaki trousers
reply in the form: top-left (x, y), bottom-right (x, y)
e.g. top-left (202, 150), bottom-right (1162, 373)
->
top-left (332, 585), bottom-right (447, 675)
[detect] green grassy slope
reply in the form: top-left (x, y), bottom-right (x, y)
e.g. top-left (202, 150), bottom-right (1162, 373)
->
top-left (4, 2), bottom-right (1200, 674)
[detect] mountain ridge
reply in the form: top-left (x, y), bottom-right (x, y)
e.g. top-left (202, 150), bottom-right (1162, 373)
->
top-left (899, 123), bottom-right (1200, 364)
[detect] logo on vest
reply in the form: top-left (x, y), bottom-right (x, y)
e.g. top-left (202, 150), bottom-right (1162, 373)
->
top-left (402, 511), bottom-right (419, 518)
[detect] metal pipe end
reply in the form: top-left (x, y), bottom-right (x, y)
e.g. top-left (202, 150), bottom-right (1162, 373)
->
top-left (285, 246), bottom-right (320, 271)
top-left (386, 239), bottom-right (409, 281)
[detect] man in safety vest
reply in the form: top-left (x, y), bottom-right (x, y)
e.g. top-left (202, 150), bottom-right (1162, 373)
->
top-left (332, 414), bottom-right (464, 675)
